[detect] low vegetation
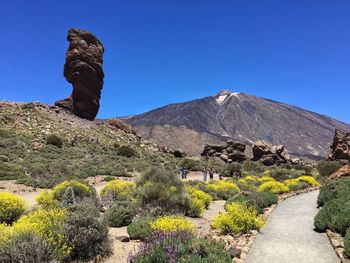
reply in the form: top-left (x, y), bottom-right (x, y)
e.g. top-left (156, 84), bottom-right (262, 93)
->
top-left (315, 175), bottom-right (350, 260)
top-left (212, 202), bottom-right (264, 234)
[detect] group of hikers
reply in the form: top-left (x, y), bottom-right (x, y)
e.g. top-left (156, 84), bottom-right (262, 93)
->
top-left (179, 167), bottom-right (242, 181)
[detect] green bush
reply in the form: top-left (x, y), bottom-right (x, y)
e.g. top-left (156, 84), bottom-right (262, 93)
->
top-left (127, 216), bottom-right (154, 241)
top-left (314, 197), bottom-right (350, 235)
top-left (105, 202), bottom-right (137, 227)
top-left (226, 192), bottom-right (278, 214)
top-left (116, 145), bottom-right (138, 158)
top-left (316, 161), bottom-right (342, 178)
top-left (45, 134), bottom-right (63, 148)
top-left (178, 158), bottom-right (203, 171)
top-left (0, 231), bottom-right (56, 262)
top-left (317, 177), bottom-right (350, 207)
top-left (63, 205), bottom-right (112, 261)
top-left (345, 228), bottom-right (350, 257)
top-left (136, 167), bottom-right (190, 214)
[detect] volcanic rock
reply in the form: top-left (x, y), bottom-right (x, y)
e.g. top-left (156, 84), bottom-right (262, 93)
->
top-left (55, 28), bottom-right (104, 121)
top-left (328, 129), bottom-right (350, 164)
top-left (252, 140), bottom-right (302, 166)
top-left (108, 118), bottom-right (136, 135)
top-left (201, 140), bottom-right (247, 162)
top-left (328, 164), bottom-right (350, 180)
top-left (160, 145), bottom-right (186, 158)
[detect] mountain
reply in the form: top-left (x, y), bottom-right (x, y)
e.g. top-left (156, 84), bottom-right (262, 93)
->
top-left (123, 91), bottom-right (350, 160)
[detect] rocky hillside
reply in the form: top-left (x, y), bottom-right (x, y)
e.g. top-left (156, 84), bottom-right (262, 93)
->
top-left (0, 101), bottom-right (177, 188)
top-left (123, 91), bottom-right (350, 160)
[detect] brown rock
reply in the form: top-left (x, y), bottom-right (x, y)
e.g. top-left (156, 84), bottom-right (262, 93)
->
top-left (108, 118), bottom-right (136, 135)
top-left (329, 164), bottom-right (350, 179)
top-left (201, 140), bottom-right (247, 163)
top-left (55, 28), bottom-right (104, 121)
top-left (252, 140), bottom-right (302, 166)
top-left (329, 129), bottom-right (350, 164)
top-left (116, 235), bottom-right (130, 242)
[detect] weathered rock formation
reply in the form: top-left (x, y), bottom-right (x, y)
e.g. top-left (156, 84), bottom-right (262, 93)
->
top-left (328, 164), bottom-right (350, 180)
top-left (160, 146), bottom-right (186, 158)
top-left (328, 129), bottom-right (350, 164)
top-left (252, 140), bottom-right (302, 166)
top-left (55, 28), bottom-right (104, 121)
top-left (201, 140), bottom-right (247, 163)
top-left (108, 118), bottom-right (136, 135)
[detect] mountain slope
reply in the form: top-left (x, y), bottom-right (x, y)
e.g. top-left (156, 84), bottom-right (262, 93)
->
top-left (0, 101), bottom-right (176, 188)
top-left (123, 91), bottom-right (350, 160)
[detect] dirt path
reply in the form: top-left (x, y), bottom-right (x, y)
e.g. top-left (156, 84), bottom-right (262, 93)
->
top-left (245, 191), bottom-right (339, 263)
top-left (189, 200), bottom-right (226, 237)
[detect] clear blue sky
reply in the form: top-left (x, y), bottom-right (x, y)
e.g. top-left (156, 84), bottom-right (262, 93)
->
top-left (1, 0), bottom-right (349, 123)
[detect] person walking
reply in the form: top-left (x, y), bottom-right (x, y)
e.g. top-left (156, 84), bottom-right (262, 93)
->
top-left (209, 169), bottom-right (214, 180)
top-left (202, 168), bottom-right (208, 182)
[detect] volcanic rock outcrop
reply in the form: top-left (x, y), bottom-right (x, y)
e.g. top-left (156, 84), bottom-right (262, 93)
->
top-left (328, 164), bottom-right (350, 180)
top-left (108, 118), bottom-right (136, 135)
top-left (252, 140), bottom-right (302, 166)
top-left (55, 28), bottom-right (104, 121)
top-left (328, 129), bottom-right (350, 164)
top-left (201, 140), bottom-right (247, 163)
top-left (160, 146), bottom-right (186, 158)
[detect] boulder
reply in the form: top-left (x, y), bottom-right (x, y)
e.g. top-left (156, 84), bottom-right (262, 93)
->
top-left (55, 28), bottom-right (104, 121)
top-left (252, 140), bottom-right (302, 166)
top-left (252, 140), bottom-right (272, 161)
top-left (108, 118), bottom-right (136, 135)
top-left (328, 129), bottom-right (350, 164)
top-left (328, 164), bottom-right (350, 180)
top-left (160, 145), bottom-right (186, 158)
top-left (201, 140), bottom-right (247, 163)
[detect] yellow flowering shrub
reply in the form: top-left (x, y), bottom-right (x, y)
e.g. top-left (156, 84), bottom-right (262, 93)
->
top-left (244, 175), bottom-right (257, 182)
top-left (284, 178), bottom-right (299, 187)
top-left (100, 179), bottom-right (134, 200)
top-left (52, 180), bottom-right (94, 201)
top-left (207, 180), bottom-right (240, 193)
top-left (188, 198), bottom-right (205, 217)
top-left (297, 176), bottom-right (320, 186)
top-left (258, 181), bottom-right (289, 194)
top-left (150, 216), bottom-right (195, 234)
top-left (186, 186), bottom-right (212, 217)
top-left (0, 208), bottom-right (70, 259)
top-left (35, 190), bottom-right (59, 209)
top-left (0, 223), bottom-right (10, 244)
top-left (258, 176), bottom-right (276, 183)
top-left (186, 186), bottom-right (212, 208)
top-left (207, 180), bottom-right (240, 200)
top-left (0, 192), bottom-right (27, 224)
top-left (211, 202), bottom-right (264, 234)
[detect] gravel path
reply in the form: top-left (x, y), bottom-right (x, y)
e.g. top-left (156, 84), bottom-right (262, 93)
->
top-left (246, 191), bottom-right (339, 263)
top-left (189, 200), bottom-right (226, 237)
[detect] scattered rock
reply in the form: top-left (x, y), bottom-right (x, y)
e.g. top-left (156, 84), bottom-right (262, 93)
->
top-left (115, 235), bottom-right (130, 242)
top-left (201, 140), bottom-right (247, 163)
top-left (55, 28), bottom-right (104, 121)
top-left (328, 129), bottom-right (350, 164)
top-left (329, 164), bottom-right (350, 180)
